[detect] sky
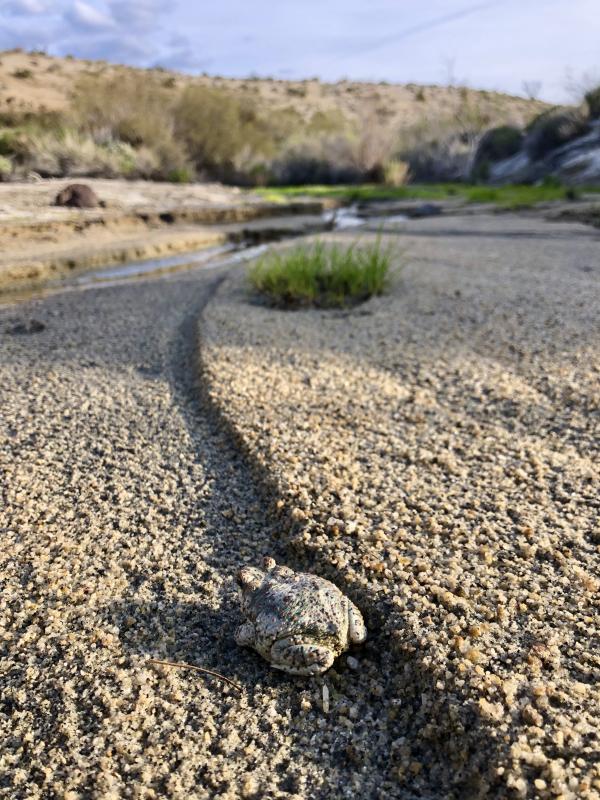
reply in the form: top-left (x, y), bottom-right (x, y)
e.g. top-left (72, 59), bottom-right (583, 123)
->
top-left (1, 0), bottom-right (599, 102)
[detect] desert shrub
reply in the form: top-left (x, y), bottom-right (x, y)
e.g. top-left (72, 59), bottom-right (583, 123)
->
top-left (24, 130), bottom-right (123, 177)
top-left (526, 109), bottom-right (589, 160)
top-left (307, 109), bottom-right (347, 135)
top-left (71, 73), bottom-right (191, 179)
top-left (12, 69), bottom-right (33, 80)
top-left (167, 166), bottom-right (193, 183)
top-left (287, 85), bottom-right (307, 97)
top-left (271, 134), bottom-right (364, 185)
top-left (174, 85), bottom-right (274, 179)
top-left (248, 237), bottom-right (394, 308)
top-left (0, 107), bottom-right (64, 130)
top-left (0, 129), bottom-right (29, 158)
top-left (72, 73), bottom-right (175, 149)
top-left (584, 86), bottom-right (600, 119)
top-left (20, 130), bottom-right (165, 178)
top-left (524, 107), bottom-right (556, 134)
top-left (471, 159), bottom-right (490, 182)
top-left (397, 102), bottom-right (495, 182)
top-left (400, 132), bottom-right (473, 182)
top-left (0, 155), bottom-right (12, 179)
top-left (382, 159), bottom-right (410, 186)
top-left (474, 125), bottom-right (523, 164)
top-left (471, 125), bottom-right (523, 180)
top-left (272, 153), bottom-right (356, 185)
top-left (349, 113), bottom-right (396, 175)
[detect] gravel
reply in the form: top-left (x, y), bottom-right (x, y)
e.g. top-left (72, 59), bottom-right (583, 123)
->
top-left (200, 214), bottom-right (600, 799)
top-left (0, 267), bottom-right (425, 799)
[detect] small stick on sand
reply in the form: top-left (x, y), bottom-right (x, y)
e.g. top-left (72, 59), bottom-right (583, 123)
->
top-left (149, 658), bottom-right (242, 692)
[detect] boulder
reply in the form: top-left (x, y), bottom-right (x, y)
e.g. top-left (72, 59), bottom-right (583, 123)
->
top-left (489, 121), bottom-right (600, 185)
top-left (54, 183), bottom-right (100, 209)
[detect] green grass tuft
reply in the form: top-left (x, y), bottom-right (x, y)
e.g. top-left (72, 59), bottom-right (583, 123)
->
top-left (255, 182), bottom-right (599, 208)
top-left (248, 237), bottom-right (394, 309)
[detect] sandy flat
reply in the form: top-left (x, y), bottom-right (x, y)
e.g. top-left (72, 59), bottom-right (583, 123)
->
top-left (200, 214), bottom-right (600, 798)
top-left (1, 213), bottom-right (598, 799)
top-left (0, 179), bottom-right (325, 292)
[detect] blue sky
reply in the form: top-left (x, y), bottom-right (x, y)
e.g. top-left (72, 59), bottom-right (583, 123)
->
top-left (1, 0), bottom-right (599, 102)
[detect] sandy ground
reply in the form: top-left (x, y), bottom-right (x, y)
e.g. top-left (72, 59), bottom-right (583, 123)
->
top-left (0, 213), bottom-right (598, 799)
top-left (0, 179), bottom-right (323, 291)
top-left (200, 215), bottom-right (600, 799)
top-left (0, 268), bottom-right (417, 800)
top-left (0, 179), bottom-right (255, 222)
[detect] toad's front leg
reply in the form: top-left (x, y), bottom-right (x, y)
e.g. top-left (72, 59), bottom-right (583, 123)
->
top-left (235, 621), bottom-right (256, 647)
top-left (270, 636), bottom-right (335, 676)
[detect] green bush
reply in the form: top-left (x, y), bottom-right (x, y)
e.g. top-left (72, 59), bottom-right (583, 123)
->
top-left (248, 237), bottom-right (394, 309)
top-left (174, 85), bottom-right (246, 176)
top-left (475, 125), bottom-right (523, 164)
top-left (0, 155), bottom-right (12, 179)
top-left (72, 73), bottom-right (174, 149)
top-left (526, 109), bottom-right (589, 161)
top-left (0, 129), bottom-right (28, 158)
top-left (167, 166), bottom-right (193, 183)
top-left (174, 85), bottom-right (274, 179)
top-left (584, 86), bottom-right (600, 119)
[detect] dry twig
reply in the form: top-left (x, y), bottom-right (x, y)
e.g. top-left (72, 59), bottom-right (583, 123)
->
top-left (149, 658), bottom-right (242, 692)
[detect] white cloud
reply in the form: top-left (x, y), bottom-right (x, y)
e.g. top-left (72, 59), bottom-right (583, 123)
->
top-left (64, 1), bottom-right (115, 31)
top-left (3, 0), bottom-right (47, 14)
top-left (58, 32), bottom-right (152, 61)
top-left (108, 0), bottom-right (168, 31)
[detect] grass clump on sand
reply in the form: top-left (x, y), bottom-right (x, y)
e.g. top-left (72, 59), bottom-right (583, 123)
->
top-left (248, 238), bottom-right (394, 309)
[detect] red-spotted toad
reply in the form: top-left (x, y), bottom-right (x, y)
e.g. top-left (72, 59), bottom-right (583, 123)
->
top-left (235, 557), bottom-right (367, 675)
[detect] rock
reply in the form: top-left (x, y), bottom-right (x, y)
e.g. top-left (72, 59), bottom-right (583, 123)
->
top-left (54, 183), bottom-right (100, 209)
top-left (488, 120), bottom-right (600, 185)
top-left (357, 201), bottom-right (443, 219)
top-left (6, 319), bottom-right (46, 335)
top-left (408, 202), bottom-right (442, 219)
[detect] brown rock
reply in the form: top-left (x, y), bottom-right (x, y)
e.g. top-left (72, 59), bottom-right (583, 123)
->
top-left (54, 183), bottom-right (100, 209)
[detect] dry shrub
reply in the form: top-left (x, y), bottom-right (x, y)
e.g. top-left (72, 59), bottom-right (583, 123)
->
top-left (525, 109), bottom-right (589, 161)
top-left (71, 72), bottom-right (189, 178)
top-left (174, 85), bottom-right (276, 180)
top-left (0, 155), bottom-right (12, 179)
top-left (584, 86), bottom-right (600, 119)
top-left (21, 130), bottom-right (161, 178)
top-left (72, 72), bottom-right (174, 147)
top-left (350, 112), bottom-right (396, 175)
top-left (271, 135), bottom-right (362, 185)
top-left (382, 159), bottom-right (410, 187)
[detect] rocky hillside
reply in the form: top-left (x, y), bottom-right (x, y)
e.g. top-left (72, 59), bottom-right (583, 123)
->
top-left (0, 49), bottom-right (556, 185)
top-left (475, 115), bottom-right (600, 186)
top-left (0, 49), bottom-right (545, 131)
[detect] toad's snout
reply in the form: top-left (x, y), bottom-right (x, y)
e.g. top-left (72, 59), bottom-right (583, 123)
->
top-left (236, 565), bottom-right (263, 591)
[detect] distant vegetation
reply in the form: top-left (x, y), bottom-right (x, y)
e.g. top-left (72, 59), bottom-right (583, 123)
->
top-left (0, 51), bottom-right (550, 186)
top-left (258, 181), bottom-right (599, 208)
top-left (248, 238), bottom-right (394, 308)
top-left (0, 50), bottom-right (598, 188)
